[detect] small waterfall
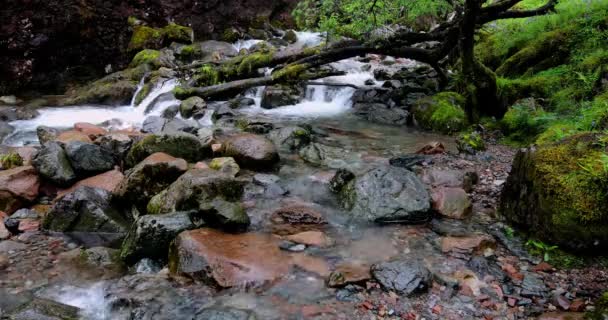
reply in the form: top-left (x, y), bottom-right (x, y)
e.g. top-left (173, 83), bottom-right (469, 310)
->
top-left (130, 75), bottom-right (147, 107)
top-left (233, 39), bottom-right (263, 52)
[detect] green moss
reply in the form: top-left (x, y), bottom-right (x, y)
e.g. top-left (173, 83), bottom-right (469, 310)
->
top-left (0, 152), bottom-right (23, 169)
top-left (457, 132), bottom-right (486, 154)
top-left (221, 51), bottom-right (275, 79)
top-left (162, 22), bottom-right (193, 44)
top-left (587, 292), bottom-right (608, 319)
top-left (172, 86), bottom-right (195, 100)
top-left (128, 25), bottom-right (163, 52)
top-left (222, 28), bottom-right (241, 43)
top-left (272, 63), bottom-right (308, 81)
top-left (146, 190), bottom-right (166, 215)
top-left (129, 49), bottom-right (161, 68)
top-left (134, 83), bottom-right (151, 106)
top-left (500, 99), bottom-right (556, 143)
top-left (412, 92), bottom-right (468, 134)
top-left (195, 64), bottom-right (220, 87)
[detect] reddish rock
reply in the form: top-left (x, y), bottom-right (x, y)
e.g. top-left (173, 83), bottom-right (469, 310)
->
top-left (441, 234), bottom-right (496, 255)
top-left (327, 262), bottom-right (371, 287)
top-left (56, 130), bottom-right (93, 143)
top-left (554, 295), bottom-right (571, 310)
top-left (416, 142), bottom-right (445, 155)
top-left (431, 187), bottom-right (472, 219)
top-left (0, 254), bottom-right (8, 270)
top-left (194, 162), bottom-right (209, 169)
top-left (74, 122), bottom-right (108, 138)
top-left (290, 253), bottom-right (330, 277)
top-left (537, 312), bottom-right (584, 320)
top-left (14, 147), bottom-right (38, 166)
top-left (569, 299), bottom-right (586, 312)
top-left (0, 166), bottom-right (40, 214)
top-left (171, 228), bottom-right (290, 287)
top-left (285, 231), bottom-right (331, 247)
top-left (56, 169), bottom-right (124, 200)
top-left (211, 144), bottom-right (222, 153)
top-left (533, 262), bottom-right (555, 273)
top-left (18, 219), bottom-right (40, 232)
top-left (0, 211), bottom-right (10, 239)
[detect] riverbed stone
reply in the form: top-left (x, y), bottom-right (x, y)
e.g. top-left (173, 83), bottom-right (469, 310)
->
top-left (431, 187), bottom-right (472, 219)
top-left (120, 211), bottom-right (204, 264)
top-left (336, 165), bottom-right (431, 224)
top-left (74, 122), bottom-right (108, 138)
top-left (146, 169), bottom-right (245, 215)
top-left (371, 260), bottom-right (431, 296)
top-left (209, 157), bottom-right (240, 177)
top-left (95, 133), bottom-right (133, 162)
top-left (56, 130), bottom-right (93, 143)
top-left (32, 142), bottom-right (77, 186)
top-left (267, 126), bottom-right (311, 152)
top-left (440, 233), bottom-right (497, 256)
top-left (180, 96), bottom-right (207, 118)
top-left (126, 132), bottom-right (211, 167)
top-left (222, 134), bottom-right (279, 170)
top-left (0, 166), bottom-right (40, 214)
top-left (170, 228), bottom-right (289, 287)
top-left (36, 126), bottom-right (59, 144)
top-left (113, 152), bottom-right (188, 215)
top-left (64, 141), bottom-right (116, 177)
top-left (260, 85), bottom-right (304, 109)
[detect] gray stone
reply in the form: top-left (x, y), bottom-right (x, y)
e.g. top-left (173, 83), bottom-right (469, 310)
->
top-left (32, 142), bottom-right (77, 186)
top-left (371, 260), bottom-right (431, 296)
top-left (36, 126), bottom-right (59, 144)
top-left (65, 141), bottom-right (116, 176)
top-left (142, 116), bottom-right (166, 134)
top-left (267, 126), bottom-right (311, 152)
top-left (260, 85), bottom-right (304, 109)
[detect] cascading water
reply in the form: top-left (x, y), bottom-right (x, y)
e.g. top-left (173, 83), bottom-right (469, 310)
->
top-left (3, 78), bottom-right (178, 146)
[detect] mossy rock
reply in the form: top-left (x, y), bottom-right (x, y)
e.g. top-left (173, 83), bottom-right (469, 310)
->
top-left (128, 22), bottom-right (193, 52)
top-left (194, 64), bottom-right (220, 87)
top-left (411, 92), bottom-right (467, 134)
top-left (222, 27), bottom-right (242, 43)
top-left (499, 133), bottom-right (608, 251)
top-left (179, 96), bottom-right (207, 118)
top-left (126, 133), bottom-right (211, 167)
top-left (221, 51), bottom-right (275, 79)
top-left (456, 132), bottom-right (486, 155)
top-left (129, 49), bottom-right (161, 68)
top-left (163, 22), bottom-right (194, 44)
top-left (496, 29), bottom-right (571, 77)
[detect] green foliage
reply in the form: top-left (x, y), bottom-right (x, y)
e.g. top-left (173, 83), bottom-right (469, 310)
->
top-left (504, 226), bottom-right (515, 239)
top-left (195, 64), bottom-right (220, 87)
top-left (292, 0), bottom-right (456, 39)
top-left (0, 152), bottom-right (23, 169)
top-left (526, 239), bottom-right (558, 262)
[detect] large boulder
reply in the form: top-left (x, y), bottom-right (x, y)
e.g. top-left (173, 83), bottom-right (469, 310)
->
top-left (332, 166), bottom-right (431, 223)
top-left (371, 260), bottom-right (431, 296)
top-left (0, 166), bottom-right (40, 214)
top-left (222, 134), bottom-right (279, 170)
top-left (64, 141), bottom-right (116, 177)
top-left (32, 142), bottom-right (77, 186)
top-left (411, 92), bottom-right (467, 134)
top-left (148, 169), bottom-right (244, 218)
top-left (353, 103), bottom-right (409, 125)
top-left (126, 133), bottom-right (211, 167)
top-left (179, 96), bottom-right (207, 118)
top-left (44, 186), bottom-right (128, 246)
top-left (260, 85), bottom-right (305, 109)
top-left (500, 133), bottom-right (608, 251)
top-left (113, 152), bottom-right (188, 216)
top-left (120, 211), bottom-right (204, 264)
top-left (169, 228), bottom-right (290, 287)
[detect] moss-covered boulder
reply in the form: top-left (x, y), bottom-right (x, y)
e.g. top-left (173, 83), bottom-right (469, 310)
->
top-left (500, 133), bottom-right (608, 251)
top-left (179, 96), bottom-right (207, 118)
top-left (411, 92), bottom-right (467, 134)
top-left (456, 132), bottom-right (486, 155)
top-left (126, 133), bottom-right (211, 167)
top-left (128, 22), bottom-right (193, 52)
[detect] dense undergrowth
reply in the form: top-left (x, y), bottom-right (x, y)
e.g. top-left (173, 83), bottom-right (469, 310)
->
top-left (476, 0), bottom-right (608, 145)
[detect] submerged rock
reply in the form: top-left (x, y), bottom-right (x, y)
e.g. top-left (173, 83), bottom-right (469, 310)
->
top-left (170, 228), bottom-right (289, 287)
top-left (0, 293), bottom-right (80, 320)
top-left (500, 133), bottom-right (608, 251)
top-left (32, 142), bottom-right (76, 186)
top-left (371, 260), bottom-right (431, 296)
top-left (120, 211), bottom-right (204, 264)
top-left (222, 134), bottom-right (279, 170)
top-left (267, 126), bottom-right (311, 152)
top-left (334, 166), bottom-right (431, 223)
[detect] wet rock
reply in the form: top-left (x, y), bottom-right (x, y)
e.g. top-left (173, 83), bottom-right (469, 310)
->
top-left (283, 29), bottom-right (298, 43)
top-left (336, 166), bottom-right (431, 224)
top-left (1, 296), bottom-right (80, 320)
top-left (298, 142), bottom-right (347, 168)
top-left (431, 187), bottom-right (472, 219)
top-left (180, 96), bottom-right (207, 118)
top-left (0, 166), bottom-right (40, 214)
top-left (10, 208), bottom-right (38, 219)
top-left (32, 142), bottom-right (77, 186)
top-left (96, 133), bottom-right (133, 162)
top-left (285, 231), bottom-right (331, 247)
top-left (197, 306), bottom-right (257, 320)
top-left (327, 263), bottom-right (371, 288)
top-left (243, 121), bottom-right (274, 134)
top-left (213, 105), bottom-right (237, 121)
top-left (271, 204), bottom-right (326, 225)
top-left (441, 234), bottom-right (497, 256)
top-left (113, 152), bottom-right (188, 215)
top-left (163, 118), bottom-right (200, 135)
top-left (198, 198), bottom-right (250, 231)
top-left (222, 134), bottom-right (279, 170)
top-left (44, 186), bottom-right (128, 246)
top-left (229, 96), bottom-right (255, 109)
top-left (120, 211), bottom-right (204, 264)
top-left (74, 122), bottom-right (108, 138)
top-left (260, 85), bottom-right (305, 109)
top-left (420, 168), bottom-right (478, 192)
top-left (126, 133), bottom-right (211, 167)
top-left (36, 126), bottom-right (59, 144)
top-left (353, 103), bottom-right (409, 125)
top-left (389, 154), bottom-right (430, 170)
top-left (170, 228), bottom-right (289, 287)
top-left (0, 239), bottom-right (27, 252)
top-left (466, 256), bottom-right (506, 281)
top-left (267, 126), bottom-right (311, 152)
top-left (142, 116), bottom-right (166, 134)
top-left (147, 169), bottom-right (245, 215)
top-left (209, 157), bottom-right (240, 177)
top-left (65, 141), bottom-right (116, 177)
top-left (416, 141), bottom-right (445, 155)
top-left (520, 272), bottom-right (548, 297)
top-left (329, 169), bottom-right (355, 193)
top-left (199, 40), bottom-right (239, 58)
top-left (371, 260), bottom-right (431, 296)
top-left (57, 169), bottom-right (124, 200)
top-left (56, 130), bottom-right (93, 143)
top-left (411, 92), bottom-right (467, 133)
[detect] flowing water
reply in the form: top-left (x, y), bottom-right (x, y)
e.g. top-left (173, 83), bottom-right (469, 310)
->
top-left (2, 33), bottom-right (471, 319)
